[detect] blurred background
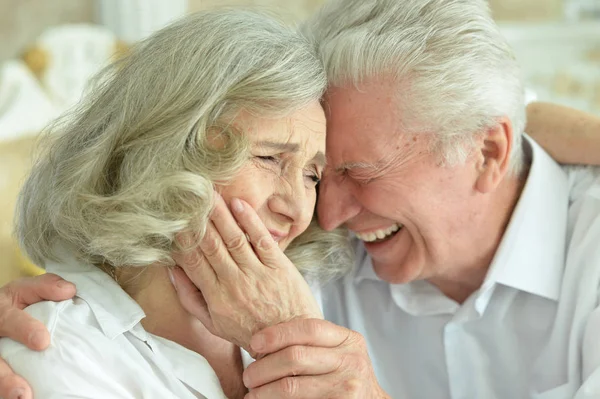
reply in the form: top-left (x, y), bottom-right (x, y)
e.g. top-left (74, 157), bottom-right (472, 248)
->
top-left (0, 0), bottom-right (599, 285)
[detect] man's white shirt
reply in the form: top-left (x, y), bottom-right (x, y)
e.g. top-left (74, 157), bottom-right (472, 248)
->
top-left (320, 136), bottom-right (600, 399)
top-left (0, 260), bottom-right (228, 399)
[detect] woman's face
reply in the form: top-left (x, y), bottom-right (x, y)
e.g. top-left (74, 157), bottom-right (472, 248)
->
top-left (218, 101), bottom-right (326, 251)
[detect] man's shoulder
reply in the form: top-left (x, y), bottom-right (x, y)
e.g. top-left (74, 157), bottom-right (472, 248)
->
top-left (565, 166), bottom-right (600, 205)
top-left (562, 166), bottom-right (600, 286)
top-left (564, 166), bottom-right (600, 235)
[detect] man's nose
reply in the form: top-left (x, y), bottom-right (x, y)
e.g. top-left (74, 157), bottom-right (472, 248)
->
top-left (317, 173), bottom-right (361, 231)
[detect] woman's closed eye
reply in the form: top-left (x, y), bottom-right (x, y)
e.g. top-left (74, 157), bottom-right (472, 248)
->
top-left (255, 155), bottom-right (320, 187)
top-left (304, 170), bottom-right (321, 186)
top-left (256, 155), bottom-right (279, 164)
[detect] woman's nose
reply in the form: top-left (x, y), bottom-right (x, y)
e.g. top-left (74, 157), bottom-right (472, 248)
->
top-left (269, 169), bottom-right (310, 224)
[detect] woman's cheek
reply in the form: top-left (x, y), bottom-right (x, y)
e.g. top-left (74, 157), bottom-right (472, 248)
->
top-left (221, 167), bottom-right (275, 204)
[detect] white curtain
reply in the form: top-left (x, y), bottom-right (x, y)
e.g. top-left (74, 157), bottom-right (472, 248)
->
top-left (96, 0), bottom-right (188, 43)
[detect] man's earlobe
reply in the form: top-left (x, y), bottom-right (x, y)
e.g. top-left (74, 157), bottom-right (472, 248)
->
top-left (475, 117), bottom-right (513, 193)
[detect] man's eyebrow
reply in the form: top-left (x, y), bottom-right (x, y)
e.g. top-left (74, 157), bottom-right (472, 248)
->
top-left (255, 141), bottom-right (326, 168)
top-left (334, 161), bottom-right (377, 174)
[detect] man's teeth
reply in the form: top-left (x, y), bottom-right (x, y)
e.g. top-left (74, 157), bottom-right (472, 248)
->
top-left (355, 223), bottom-right (402, 242)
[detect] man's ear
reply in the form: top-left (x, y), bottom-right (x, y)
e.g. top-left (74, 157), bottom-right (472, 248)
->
top-left (475, 116), bottom-right (513, 193)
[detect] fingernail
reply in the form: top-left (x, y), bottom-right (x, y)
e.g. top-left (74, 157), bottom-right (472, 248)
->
top-left (9, 388), bottom-right (25, 399)
top-left (28, 330), bottom-right (46, 349)
top-left (167, 268), bottom-right (177, 291)
top-left (231, 198), bottom-right (244, 213)
top-left (250, 334), bottom-right (265, 352)
top-left (57, 280), bottom-right (74, 290)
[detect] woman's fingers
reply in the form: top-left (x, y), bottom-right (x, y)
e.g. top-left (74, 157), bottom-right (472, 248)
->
top-left (230, 198), bottom-right (282, 267)
top-left (169, 267), bottom-right (215, 333)
top-left (173, 232), bottom-right (218, 286)
top-left (209, 194), bottom-right (257, 267)
top-left (199, 222), bottom-right (239, 280)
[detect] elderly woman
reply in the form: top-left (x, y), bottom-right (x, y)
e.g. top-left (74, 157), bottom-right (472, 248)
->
top-left (0, 9), bottom-right (351, 399)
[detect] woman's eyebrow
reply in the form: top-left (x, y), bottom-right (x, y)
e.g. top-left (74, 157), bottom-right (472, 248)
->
top-left (311, 152), bottom-right (326, 168)
top-left (256, 141), bottom-right (325, 167)
top-left (255, 141), bottom-right (300, 152)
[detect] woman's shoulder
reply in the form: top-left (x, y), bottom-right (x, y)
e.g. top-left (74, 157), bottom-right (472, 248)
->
top-left (0, 297), bottom-right (110, 359)
top-left (0, 297), bottom-right (152, 398)
top-left (0, 298), bottom-right (122, 397)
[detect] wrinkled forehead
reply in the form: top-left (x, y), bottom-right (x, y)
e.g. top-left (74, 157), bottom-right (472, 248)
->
top-left (323, 84), bottom-right (443, 176)
top-left (234, 104), bottom-right (327, 155)
top-left (323, 84), bottom-right (407, 159)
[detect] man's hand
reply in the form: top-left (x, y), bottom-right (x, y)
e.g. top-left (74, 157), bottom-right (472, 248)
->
top-left (242, 318), bottom-right (390, 399)
top-left (0, 273), bottom-right (76, 399)
top-left (170, 195), bottom-right (322, 356)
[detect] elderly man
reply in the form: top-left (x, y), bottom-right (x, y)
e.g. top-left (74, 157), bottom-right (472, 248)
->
top-left (231, 1), bottom-right (600, 397)
top-left (2, 0), bottom-right (600, 398)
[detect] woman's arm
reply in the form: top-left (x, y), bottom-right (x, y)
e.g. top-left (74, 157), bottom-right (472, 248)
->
top-left (526, 102), bottom-right (600, 165)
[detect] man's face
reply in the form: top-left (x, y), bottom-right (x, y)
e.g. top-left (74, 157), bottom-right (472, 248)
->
top-left (318, 80), bottom-right (485, 284)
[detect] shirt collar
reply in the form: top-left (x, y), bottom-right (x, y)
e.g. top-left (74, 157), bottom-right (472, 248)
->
top-left (148, 334), bottom-right (228, 399)
top-left (353, 135), bottom-right (569, 315)
top-left (45, 257), bottom-right (147, 341)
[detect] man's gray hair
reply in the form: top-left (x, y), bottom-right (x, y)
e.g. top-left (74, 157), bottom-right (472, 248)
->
top-left (304, 0), bottom-right (526, 172)
top-left (16, 9), bottom-right (352, 282)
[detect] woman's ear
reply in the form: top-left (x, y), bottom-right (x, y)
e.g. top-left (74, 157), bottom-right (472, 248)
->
top-left (475, 116), bottom-right (513, 194)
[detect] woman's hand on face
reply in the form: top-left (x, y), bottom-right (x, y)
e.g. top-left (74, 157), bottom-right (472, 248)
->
top-left (0, 273), bottom-right (76, 399)
top-left (171, 194), bottom-right (322, 356)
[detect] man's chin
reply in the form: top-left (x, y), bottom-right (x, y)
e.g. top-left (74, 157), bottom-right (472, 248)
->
top-left (371, 258), bottom-right (419, 285)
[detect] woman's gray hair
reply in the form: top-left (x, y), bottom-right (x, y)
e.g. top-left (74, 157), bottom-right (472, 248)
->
top-left (304, 0), bottom-right (526, 173)
top-left (16, 9), bottom-right (352, 282)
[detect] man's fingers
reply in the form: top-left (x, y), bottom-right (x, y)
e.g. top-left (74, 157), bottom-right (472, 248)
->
top-left (0, 307), bottom-right (49, 351)
top-left (0, 273), bottom-right (75, 351)
top-left (250, 318), bottom-right (350, 355)
top-left (0, 370), bottom-right (32, 399)
top-left (9, 273), bottom-right (76, 308)
top-left (244, 375), bottom-right (333, 399)
top-left (0, 351), bottom-right (33, 399)
top-left (243, 345), bottom-right (341, 389)
top-left (169, 267), bottom-right (215, 332)
top-left (230, 198), bottom-right (281, 267)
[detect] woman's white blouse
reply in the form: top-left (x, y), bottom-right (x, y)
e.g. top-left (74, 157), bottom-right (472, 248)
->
top-left (0, 259), bottom-right (228, 399)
